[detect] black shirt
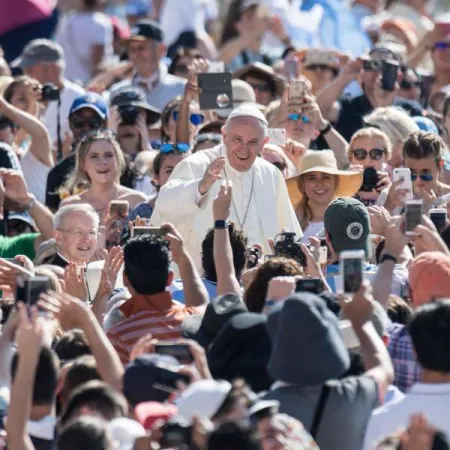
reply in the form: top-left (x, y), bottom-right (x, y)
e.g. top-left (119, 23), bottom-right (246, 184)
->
top-left (45, 153), bottom-right (75, 211)
top-left (41, 252), bottom-right (69, 269)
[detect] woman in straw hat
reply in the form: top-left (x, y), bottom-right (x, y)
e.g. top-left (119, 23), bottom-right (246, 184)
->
top-left (286, 150), bottom-right (362, 243)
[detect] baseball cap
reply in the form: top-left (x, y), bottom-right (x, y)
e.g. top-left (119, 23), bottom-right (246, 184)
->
top-left (11, 39), bottom-right (63, 69)
top-left (409, 251), bottom-right (450, 308)
top-left (8, 211), bottom-right (36, 229)
top-left (324, 197), bottom-right (371, 257)
top-left (216, 79), bottom-right (265, 119)
top-left (110, 87), bottom-right (161, 124)
top-left (413, 116), bottom-right (439, 135)
top-left (69, 93), bottom-right (108, 120)
top-left (128, 19), bottom-right (164, 43)
top-left (175, 380), bottom-right (232, 425)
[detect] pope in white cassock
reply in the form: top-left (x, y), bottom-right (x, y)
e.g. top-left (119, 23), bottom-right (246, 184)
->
top-left (152, 104), bottom-right (302, 267)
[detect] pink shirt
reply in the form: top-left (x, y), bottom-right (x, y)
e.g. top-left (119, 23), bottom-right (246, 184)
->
top-left (0, 0), bottom-right (53, 35)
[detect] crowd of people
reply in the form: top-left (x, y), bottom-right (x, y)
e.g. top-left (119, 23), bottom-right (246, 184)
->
top-left (0, 0), bottom-right (450, 449)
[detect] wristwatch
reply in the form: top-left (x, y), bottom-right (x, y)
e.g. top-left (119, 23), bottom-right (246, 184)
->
top-left (318, 121), bottom-right (332, 137)
top-left (22, 194), bottom-right (36, 211)
top-left (214, 220), bottom-right (229, 229)
top-left (379, 253), bottom-right (397, 264)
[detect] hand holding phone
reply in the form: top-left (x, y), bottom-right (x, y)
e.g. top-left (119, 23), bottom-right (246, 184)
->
top-left (289, 79), bottom-right (306, 102)
top-left (405, 200), bottom-right (423, 235)
top-left (132, 226), bottom-right (168, 238)
top-left (393, 168), bottom-right (413, 201)
top-left (198, 73), bottom-right (233, 110)
top-left (109, 200), bottom-right (129, 218)
top-left (340, 250), bottom-right (364, 294)
top-left (381, 60), bottom-right (399, 91)
top-left (429, 208), bottom-right (447, 233)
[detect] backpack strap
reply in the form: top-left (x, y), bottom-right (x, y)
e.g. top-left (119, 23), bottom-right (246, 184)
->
top-left (310, 385), bottom-right (331, 439)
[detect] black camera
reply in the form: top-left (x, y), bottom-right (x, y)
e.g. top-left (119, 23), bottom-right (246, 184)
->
top-left (118, 104), bottom-right (139, 125)
top-left (160, 420), bottom-right (191, 448)
top-left (274, 232), bottom-right (307, 266)
top-left (246, 246), bottom-right (260, 269)
top-left (41, 83), bottom-right (60, 102)
top-left (360, 167), bottom-right (379, 192)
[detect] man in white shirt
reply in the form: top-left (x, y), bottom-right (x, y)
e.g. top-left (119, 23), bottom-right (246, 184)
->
top-left (12, 39), bottom-right (85, 149)
top-left (152, 104), bottom-right (302, 268)
top-left (364, 300), bottom-right (450, 449)
top-left (109, 20), bottom-right (186, 111)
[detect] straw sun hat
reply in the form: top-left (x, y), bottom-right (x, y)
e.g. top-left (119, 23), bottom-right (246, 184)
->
top-left (286, 150), bottom-right (362, 208)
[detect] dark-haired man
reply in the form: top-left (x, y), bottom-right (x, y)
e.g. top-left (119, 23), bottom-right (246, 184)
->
top-left (107, 224), bottom-right (208, 364)
top-left (364, 300), bottom-right (450, 449)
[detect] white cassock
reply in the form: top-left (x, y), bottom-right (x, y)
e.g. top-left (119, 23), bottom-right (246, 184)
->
top-left (152, 144), bottom-right (302, 268)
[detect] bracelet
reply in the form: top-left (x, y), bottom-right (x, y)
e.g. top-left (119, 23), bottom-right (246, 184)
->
top-left (319, 121), bottom-right (332, 137)
top-left (22, 194), bottom-right (36, 211)
top-left (214, 220), bottom-right (229, 229)
top-left (379, 253), bottom-right (397, 264)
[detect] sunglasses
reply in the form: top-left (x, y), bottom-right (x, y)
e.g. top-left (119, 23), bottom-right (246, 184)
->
top-left (307, 64), bottom-right (339, 76)
top-left (352, 148), bottom-right (385, 161)
top-left (400, 79), bottom-right (421, 90)
top-left (434, 41), bottom-right (450, 51)
top-left (71, 118), bottom-right (104, 130)
top-left (248, 82), bottom-right (272, 93)
top-left (195, 133), bottom-right (222, 143)
top-left (172, 111), bottom-right (205, 126)
top-left (287, 113), bottom-right (310, 124)
top-left (410, 173), bottom-right (434, 182)
top-left (159, 143), bottom-right (190, 153)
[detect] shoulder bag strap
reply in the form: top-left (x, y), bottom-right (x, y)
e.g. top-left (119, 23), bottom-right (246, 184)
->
top-left (310, 385), bottom-right (331, 439)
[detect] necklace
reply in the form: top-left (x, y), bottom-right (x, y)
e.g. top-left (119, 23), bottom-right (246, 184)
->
top-left (224, 168), bottom-right (255, 230)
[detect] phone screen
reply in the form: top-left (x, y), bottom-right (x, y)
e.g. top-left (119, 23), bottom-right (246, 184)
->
top-left (406, 202), bottom-right (423, 233)
top-left (132, 226), bottom-right (167, 237)
top-left (16, 276), bottom-right (51, 307)
top-left (430, 210), bottom-right (447, 233)
top-left (343, 258), bottom-right (363, 293)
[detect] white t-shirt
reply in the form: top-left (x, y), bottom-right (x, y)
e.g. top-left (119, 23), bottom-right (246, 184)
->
top-left (20, 150), bottom-right (51, 204)
top-left (42, 79), bottom-right (85, 145)
top-left (56, 11), bottom-right (113, 84)
top-left (160, 0), bottom-right (216, 46)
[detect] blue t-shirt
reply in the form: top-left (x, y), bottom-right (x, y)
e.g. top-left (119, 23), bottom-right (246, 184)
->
top-left (326, 262), bottom-right (378, 292)
top-left (171, 279), bottom-right (217, 304)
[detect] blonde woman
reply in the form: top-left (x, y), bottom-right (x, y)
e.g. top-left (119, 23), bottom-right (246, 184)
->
top-left (363, 106), bottom-right (419, 173)
top-left (59, 130), bottom-right (147, 219)
top-left (348, 127), bottom-right (392, 207)
top-left (286, 150), bottom-right (362, 242)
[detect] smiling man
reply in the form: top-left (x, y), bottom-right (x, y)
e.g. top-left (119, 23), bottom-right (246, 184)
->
top-left (152, 104), bottom-right (302, 267)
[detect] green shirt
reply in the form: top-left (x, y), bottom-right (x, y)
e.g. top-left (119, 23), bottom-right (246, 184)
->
top-left (0, 233), bottom-right (39, 260)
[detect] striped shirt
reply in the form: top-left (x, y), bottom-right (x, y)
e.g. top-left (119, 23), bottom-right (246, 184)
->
top-left (107, 291), bottom-right (199, 365)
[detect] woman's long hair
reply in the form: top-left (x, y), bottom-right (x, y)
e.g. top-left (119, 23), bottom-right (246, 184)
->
top-left (60, 130), bottom-right (125, 196)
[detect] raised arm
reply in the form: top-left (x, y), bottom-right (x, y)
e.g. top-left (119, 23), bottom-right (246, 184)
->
top-left (0, 97), bottom-right (53, 167)
top-left (340, 282), bottom-right (394, 400)
top-left (163, 223), bottom-right (208, 310)
top-left (213, 183), bottom-right (241, 296)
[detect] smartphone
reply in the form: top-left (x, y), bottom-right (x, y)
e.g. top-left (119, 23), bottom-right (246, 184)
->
top-left (393, 168), bottom-right (413, 201)
top-left (429, 208), bottom-right (448, 233)
top-left (198, 72), bottom-right (233, 110)
top-left (16, 275), bottom-right (51, 307)
top-left (405, 199), bottom-right (423, 235)
top-left (109, 200), bottom-right (129, 217)
top-left (295, 278), bottom-right (324, 294)
top-left (208, 61), bottom-right (225, 73)
top-left (284, 57), bottom-right (299, 81)
top-left (340, 250), bottom-right (364, 294)
top-left (381, 60), bottom-right (399, 91)
top-left (155, 343), bottom-right (194, 364)
top-left (268, 128), bottom-right (286, 147)
top-left (289, 78), bottom-right (306, 101)
top-left (318, 246), bottom-right (328, 265)
top-left (132, 226), bottom-right (167, 237)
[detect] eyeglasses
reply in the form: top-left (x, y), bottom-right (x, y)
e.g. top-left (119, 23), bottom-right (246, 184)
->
top-left (58, 229), bottom-right (98, 238)
top-left (287, 113), bottom-right (310, 124)
top-left (195, 133), bottom-right (222, 143)
top-left (434, 41), bottom-right (450, 51)
top-left (172, 111), bottom-right (205, 126)
top-left (70, 118), bottom-right (104, 130)
top-left (410, 173), bottom-right (434, 182)
top-left (247, 82), bottom-right (272, 93)
top-left (307, 64), bottom-right (339, 76)
top-left (352, 148), bottom-right (385, 161)
top-left (159, 143), bottom-right (190, 153)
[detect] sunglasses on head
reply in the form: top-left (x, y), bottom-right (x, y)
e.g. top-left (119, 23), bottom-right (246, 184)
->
top-left (434, 41), bottom-right (450, 51)
top-left (352, 148), bottom-right (385, 161)
top-left (159, 143), bottom-right (190, 153)
top-left (71, 117), bottom-right (104, 130)
top-left (195, 133), bottom-right (222, 144)
top-left (172, 111), bottom-right (205, 126)
top-left (410, 173), bottom-right (434, 182)
top-left (287, 113), bottom-right (310, 124)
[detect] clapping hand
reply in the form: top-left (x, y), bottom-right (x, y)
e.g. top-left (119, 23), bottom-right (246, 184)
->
top-left (213, 182), bottom-right (232, 221)
top-left (95, 246), bottom-right (124, 301)
top-left (64, 262), bottom-right (88, 302)
top-left (199, 157), bottom-right (226, 195)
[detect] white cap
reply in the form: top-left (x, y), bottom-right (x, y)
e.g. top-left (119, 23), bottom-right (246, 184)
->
top-left (226, 104), bottom-right (268, 126)
top-left (109, 418), bottom-right (146, 450)
top-left (175, 380), bottom-right (232, 425)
